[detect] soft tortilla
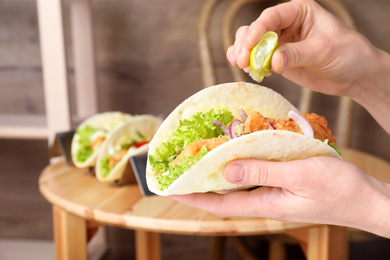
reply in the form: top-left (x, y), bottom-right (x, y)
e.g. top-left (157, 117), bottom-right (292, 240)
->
top-left (95, 115), bottom-right (163, 182)
top-left (146, 82), bottom-right (341, 196)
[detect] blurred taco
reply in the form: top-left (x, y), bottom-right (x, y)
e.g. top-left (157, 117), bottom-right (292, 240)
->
top-left (146, 82), bottom-right (341, 196)
top-left (71, 112), bottom-right (132, 168)
top-left (96, 115), bottom-right (163, 182)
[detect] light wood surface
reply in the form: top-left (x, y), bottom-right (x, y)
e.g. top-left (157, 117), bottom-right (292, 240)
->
top-left (39, 148), bottom-right (390, 235)
top-left (342, 148), bottom-right (390, 183)
top-left (39, 147), bottom-right (390, 259)
top-left (40, 162), bottom-right (315, 236)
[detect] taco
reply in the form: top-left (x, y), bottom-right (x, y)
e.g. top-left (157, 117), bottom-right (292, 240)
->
top-left (146, 82), bottom-right (341, 196)
top-left (95, 115), bottom-right (163, 182)
top-left (71, 112), bottom-right (132, 168)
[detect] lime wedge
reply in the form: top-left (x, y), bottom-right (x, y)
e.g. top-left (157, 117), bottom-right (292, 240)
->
top-left (249, 31), bottom-right (278, 82)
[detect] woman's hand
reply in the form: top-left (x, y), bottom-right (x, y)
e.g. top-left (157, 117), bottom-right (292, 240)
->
top-left (171, 157), bottom-right (390, 238)
top-left (227, 0), bottom-right (379, 97)
top-left (227, 0), bottom-right (390, 133)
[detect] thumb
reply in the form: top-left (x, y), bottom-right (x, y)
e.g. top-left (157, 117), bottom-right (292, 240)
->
top-left (224, 158), bottom-right (319, 188)
top-left (272, 41), bottom-right (316, 73)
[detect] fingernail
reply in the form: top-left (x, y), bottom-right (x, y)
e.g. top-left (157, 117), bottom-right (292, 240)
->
top-left (225, 164), bottom-right (245, 183)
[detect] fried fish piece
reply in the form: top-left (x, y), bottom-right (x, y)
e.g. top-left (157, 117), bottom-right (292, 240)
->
top-left (243, 111), bottom-right (336, 143)
top-left (243, 111), bottom-right (276, 133)
top-left (91, 136), bottom-right (105, 151)
top-left (109, 148), bottom-right (129, 169)
top-left (170, 138), bottom-right (228, 165)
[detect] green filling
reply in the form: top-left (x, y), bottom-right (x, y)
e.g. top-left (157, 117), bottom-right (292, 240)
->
top-left (324, 139), bottom-right (342, 156)
top-left (100, 157), bottom-right (110, 178)
top-left (158, 146), bottom-right (208, 191)
top-left (149, 109), bottom-right (234, 190)
top-left (76, 125), bottom-right (99, 163)
top-left (136, 130), bottom-right (146, 140)
top-left (121, 140), bottom-right (136, 150)
top-left (100, 138), bottom-right (138, 178)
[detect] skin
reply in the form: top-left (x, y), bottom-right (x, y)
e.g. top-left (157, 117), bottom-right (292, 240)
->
top-left (171, 0), bottom-right (390, 238)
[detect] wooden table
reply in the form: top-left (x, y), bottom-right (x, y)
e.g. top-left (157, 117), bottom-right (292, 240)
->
top-left (39, 148), bottom-right (390, 260)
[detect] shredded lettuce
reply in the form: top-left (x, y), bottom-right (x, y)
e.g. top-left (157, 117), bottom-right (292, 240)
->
top-left (76, 125), bottom-right (99, 163)
top-left (149, 109), bottom-right (234, 190)
top-left (136, 130), bottom-right (146, 140)
top-left (100, 139), bottom-right (139, 177)
top-left (122, 140), bottom-right (136, 150)
top-left (324, 139), bottom-right (341, 156)
top-left (158, 146), bottom-right (208, 191)
top-left (100, 157), bottom-right (110, 177)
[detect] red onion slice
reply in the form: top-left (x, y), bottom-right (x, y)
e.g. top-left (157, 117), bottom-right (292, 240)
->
top-left (268, 123), bottom-right (276, 130)
top-left (229, 119), bottom-right (244, 139)
top-left (288, 110), bottom-right (314, 138)
top-left (212, 120), bottom-right (230, 136)
top-left (238, 109), bottom-right (248, 122)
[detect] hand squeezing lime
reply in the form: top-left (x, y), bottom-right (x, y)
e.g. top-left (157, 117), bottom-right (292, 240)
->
top-left (249, 31), bottom-right (278, 82)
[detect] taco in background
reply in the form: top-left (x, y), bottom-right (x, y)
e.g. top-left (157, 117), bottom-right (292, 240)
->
top-left (146, 82), bottom-right (341, 196)
top-left (71, 112), bottom-right (132, 168)
top-left (95, 115), bottom-right (163, 182)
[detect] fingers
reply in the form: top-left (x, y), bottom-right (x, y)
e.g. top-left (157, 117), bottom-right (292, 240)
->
top-left (243, 1), bottom-right (303, 49)
top-left (170, 191), bottom-right (249, 217)
top-left (227, 26), bottom-right (249, 67)
top-left (170, 158), bottom-right (311, 218)
top-left (271, 39), bottom-right (317, 73)
top-left (228, 0), bottom-right (306, 69)
top-left (226, 46), bottom-right (236, 66)
top-left (224, 159), bottom-right (290, 188)
top-left (170, 157), bottom-right (348, 219)
top-left (170, 188), bottom-right (281, 218)
top-left (223, 158), bottom-right (324, 189)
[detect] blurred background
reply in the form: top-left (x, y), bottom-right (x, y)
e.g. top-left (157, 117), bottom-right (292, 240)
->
top-left (1, 0), bottom-right (390, 259)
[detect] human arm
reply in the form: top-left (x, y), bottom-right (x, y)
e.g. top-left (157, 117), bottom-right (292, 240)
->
top-left (227, 0), bottom-right (390, 132)
top-left (171, 157), bottom-right (390, 238)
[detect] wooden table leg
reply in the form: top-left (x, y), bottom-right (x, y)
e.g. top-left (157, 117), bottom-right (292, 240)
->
top-left (307, 226), bottom-right (348, 260)
top-left (53, 206), bottom-right (87, 260)
top-left (135, 230), bottom-right (161, 260)
top-left (208, 236), bottom-right (225, 260)
top-left (268, 240), bottom-right (286, 260)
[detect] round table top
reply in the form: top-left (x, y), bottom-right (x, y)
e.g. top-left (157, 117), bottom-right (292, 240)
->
top-left (39, 148), bottom-right (390, 236)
